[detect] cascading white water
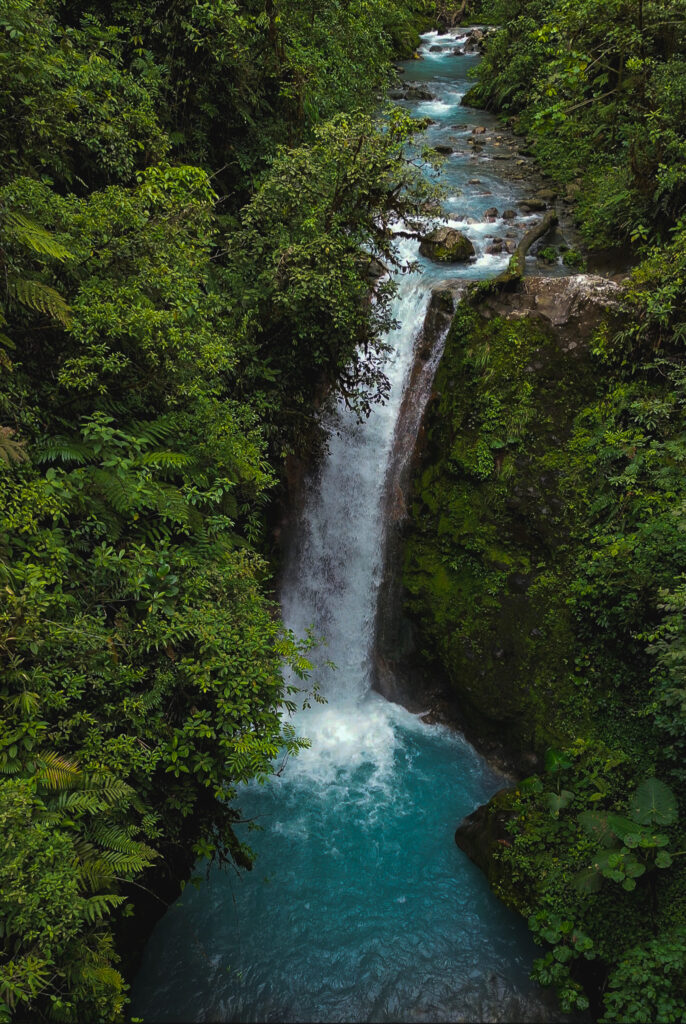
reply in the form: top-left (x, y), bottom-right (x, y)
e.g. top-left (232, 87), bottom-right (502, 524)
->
top-left (132, 32), bottom-right (573, 1023)
top-left (279, 245), bottom-right (432, 786)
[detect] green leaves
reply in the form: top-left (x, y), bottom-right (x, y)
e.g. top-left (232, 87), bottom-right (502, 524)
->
top-left (630, 777), bottom-right (678, 827)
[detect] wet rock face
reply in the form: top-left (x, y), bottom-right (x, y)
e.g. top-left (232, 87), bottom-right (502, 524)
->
top-left (480, 274), bottom-right (622, 352)
top-left (373, 282), bottom-right (467, 711)
top-left (419, 226), bottom-right (475, 262)
top-left (401, 274), bottom-right (624, 764)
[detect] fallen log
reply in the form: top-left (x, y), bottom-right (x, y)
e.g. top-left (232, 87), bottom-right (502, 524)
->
top-left (492, 209), bottom-right (558, 289)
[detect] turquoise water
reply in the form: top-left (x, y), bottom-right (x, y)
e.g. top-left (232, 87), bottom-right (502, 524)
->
top-left (132, 32), bottom-right (567, 1024)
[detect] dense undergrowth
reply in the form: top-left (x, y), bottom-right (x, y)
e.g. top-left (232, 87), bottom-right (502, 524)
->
top-left (0, 0), bottom-right (442, 1019)
top-left (404, 1), bottom-right (686, 1019)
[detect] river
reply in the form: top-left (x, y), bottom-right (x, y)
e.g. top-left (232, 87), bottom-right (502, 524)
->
top-left (132, 29), bottom-right (569, 1023)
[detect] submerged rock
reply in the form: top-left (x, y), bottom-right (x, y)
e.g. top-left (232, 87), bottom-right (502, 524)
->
top-left (419, 226), bottom-right (475, 262)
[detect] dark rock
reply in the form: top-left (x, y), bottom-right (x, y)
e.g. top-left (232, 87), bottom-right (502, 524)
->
top-left (434, 144), bottom-right (454, 155)
top-left (429, 44), bottom-right (443, 52)
top-left (405, 85), bottom-right (435, 101)
top-left (455, 790), bottom-right (514, 879)
top-left (484, 206), bottom-right (498, 219)
top-left (365, 257), bottom-right (389, 283)
top-left (420, 226), bottom-right (475, 263)
top-left (518, 198), bottom-right (547, 212)
top-left (472, 125), bottom-right (486, 135)
top-left (502, 209), bottom-right (517, 219)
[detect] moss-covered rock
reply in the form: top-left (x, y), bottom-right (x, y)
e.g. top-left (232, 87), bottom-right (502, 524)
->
top-left (419, 226), bottom-right (475, 263)
top-left (402, 277), bottom-right (619, 762)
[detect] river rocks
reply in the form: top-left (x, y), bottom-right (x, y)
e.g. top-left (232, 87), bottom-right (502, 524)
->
top-left (434, 144), bottom-right (454, 155)
top-left (472, 125), bottom-right (486, 135)
top-left (419, 226), bottom-right (475, 262)
top-left (404, 84), bottom-right (435, 101)
top-left (390, 84), bottom-right (436, 102)
top-left (463, 28), bottom-right (485, 52)
top-left (518, 198), bottom-right (547, 212)
top-left (502, 209), bottom-right (517, 219)
top-left (484, 206), bottom-right (498, 219)
top-left (429, 44), bottom-right (443, 52)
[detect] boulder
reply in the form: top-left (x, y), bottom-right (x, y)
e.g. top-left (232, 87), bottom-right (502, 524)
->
top-left (472, 125), bottom-right (486, 135)
top-left (405, 85), bottom-right (435, 101)
top-left (429, 44), bottom-right (443, 52)
top-left (434, 144), bottom-right (454, 155)
top-left (502, 209), bottom-right (517, 219)
top-left (518, 198), bottom-right (547, 212)
top-left (484, 206), bottom-right (498, 219)
top-left (419, 226), bottom-right (475, 263)
top-left (455, 791), bottom-right (513, 879)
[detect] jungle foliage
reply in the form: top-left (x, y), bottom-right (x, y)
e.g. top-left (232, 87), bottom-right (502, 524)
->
top-left (0, 0), bottom-right (437, 1019)
top-left (403, 2), bottom-right (686, 1019)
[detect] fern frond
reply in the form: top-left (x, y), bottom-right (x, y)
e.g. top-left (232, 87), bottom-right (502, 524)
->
top-left (142, 450), bottom-right (194, 470)
top-left (6, 275), bottom-right (72, 326)
top-left (82, 893), bottom-right (126, 925)
top-left (39, 437), bottom-right (93, 465)
top-left (130, 417), bottom-right (176, 445)
top-left (37, 750), bottom-right (82, 791)
top-left (83, 773), bottom-right (135, 806)
top-left (89, 821), bottom-right (156, 861)
top-left (99, 848), bottom-right (156, 874)
top-left (55, 790), bottom-right (104, 813)
top-left (5, 212), bottom-right (73, 262)
top-left (90, 468), bottom-right (137, 514)
top-left (77, 859), bottom-right (115, 894)
top-left (152, 482), bottom-right (191, 526)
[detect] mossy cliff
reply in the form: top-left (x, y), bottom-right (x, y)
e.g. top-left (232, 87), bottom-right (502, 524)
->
top-left (403, 273), bottom-right (686, 1019)
top-left (402, 276), bottom-right (619, 765)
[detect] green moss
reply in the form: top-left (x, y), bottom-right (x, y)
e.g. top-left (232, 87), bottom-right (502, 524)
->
top-left (403, 300), bottom-right (598, 756)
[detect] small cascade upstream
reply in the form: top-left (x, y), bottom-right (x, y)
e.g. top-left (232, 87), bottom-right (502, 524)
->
top-left (132, 31), bottom-right (571, 1024)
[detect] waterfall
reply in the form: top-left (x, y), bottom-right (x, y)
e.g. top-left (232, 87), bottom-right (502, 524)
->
top-left (131, 30), bottom-right (571, 1024)
top-left (279, 246), bottom-right (431, 785)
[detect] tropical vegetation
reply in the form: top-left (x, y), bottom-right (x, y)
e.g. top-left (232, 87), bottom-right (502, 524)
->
top-left (403, 0), bottom-right (686, 1019)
